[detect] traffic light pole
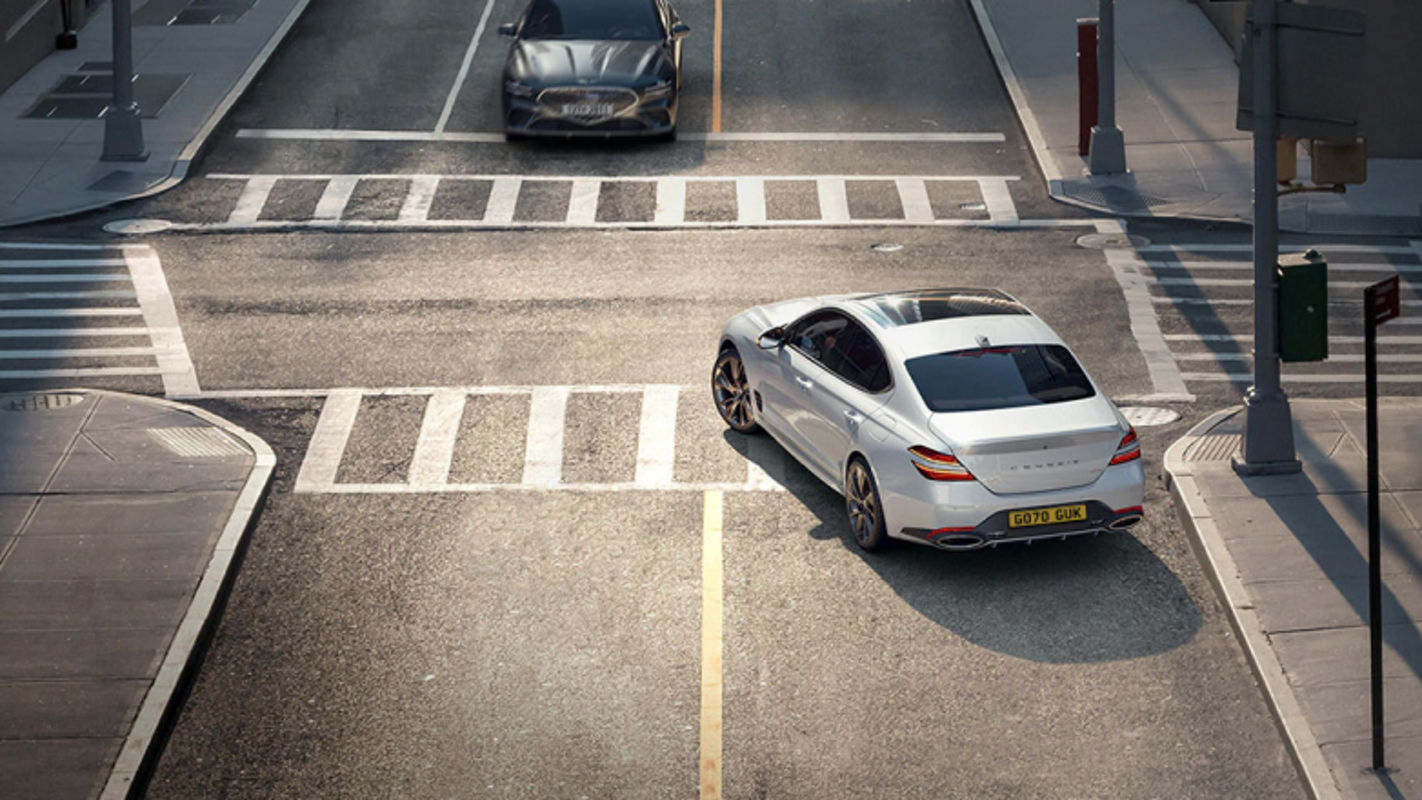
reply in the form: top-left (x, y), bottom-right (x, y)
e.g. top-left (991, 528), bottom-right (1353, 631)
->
top-left (1238, 0), bottom-right (1300, 475)
top-left (102, 0), bottom-right (147, 161)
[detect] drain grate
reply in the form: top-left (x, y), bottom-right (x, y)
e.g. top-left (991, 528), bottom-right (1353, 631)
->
top-left (148, 427), bottom-right (248, 458)
top-left (4, 392), bottom-right (85, 412)
top-left (1183, 433), bottom-right (1241, 463)
top-left (1064, 182), bottom-right (1170, 211)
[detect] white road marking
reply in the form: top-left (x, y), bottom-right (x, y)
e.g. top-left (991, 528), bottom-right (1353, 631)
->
top-left (895, 178), bottom-right (933, 223)
top-left (1149, 276), bottom-right (1413, 291)
top-left (1144, 260), bottom-right (1422, 275)
top-left (293, 389), bottom-right (362, 492)
top-left (0, 242), bottom-right (120, 250)
top-left (1182, 373), bottom-right (1422, 384)
top-left (126, 247), bottom-right (200, 397)
top-left (1175, 352), bottom-right (1422, 364)
top-left (0, 259), bottom-right (128, 268)
top-left (0, 327), bottom-right (150, 337)
top-left (1138, 243), bottom-right (1416, 254)
top-left (0, 346), bottom-right (158, 358)
top-left (655, 178), bottom-right (686, 225)
top-left (1095, 220), bottom-right (1192, 401)
top-left (206, 172), bottom-right (1022, 183)
top-left (408, 389), bottom-right (468, 488)
top-left (485, 177), bottom-right (520, 224)
top-left (1166, 333), bottom-right (1422, 345)
top-left (816, 178), bottom-right (849, 223)
top-left (567, 178), bottom-right (601, 225)
top-left (744, 435), bottom-right (787, 491)
top-left (978, 177), bottom-right (1018, 223)
top-left (0, 290), bottom-right (135, 300)
top-left (235, 129), bottom-right (1007, 143)
top-left (436, 0), bottom-right (497, 133)
top-left (735, 178), bottom-right (766, 224)
top-left (289, 481), bottom-right (781, 494)
top-left (522, 385), bottom-right (569, 486)
top-left (0, 308), bottom-right (143, 318)
top-left (227, 175), bottom-right (277, 224)
top-left (313, 175), bottom-right (359, 220)
top-left (634, 385), bottom-right (679, 488)
top-left (399, 176), bottom-right (440, 222)
top-left (1154, 296), bottom-right (1422, 308)
top-left (0, 274), bottom-right (129, 283)
top-left (0, 366), bottom-right (162, 379)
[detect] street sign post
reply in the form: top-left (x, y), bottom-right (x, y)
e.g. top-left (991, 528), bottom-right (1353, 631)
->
top-left (1364, 274), bottom-right (1400, 771)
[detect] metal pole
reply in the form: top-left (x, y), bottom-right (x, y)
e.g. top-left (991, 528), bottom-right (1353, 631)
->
top-left (1365, 284), bottom-right (1384, 770)
top-left (1087, 0), bottom-right (1126, 174)
top-left (102, 0), bottom-right (147, 161)
top-left (1237, 0), bottom-right (1298, 474)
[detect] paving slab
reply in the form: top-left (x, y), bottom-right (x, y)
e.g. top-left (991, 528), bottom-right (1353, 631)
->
top-left (0, 390), bottom-right (273, 800)
top-left (1167, 401), bottom-right (1422, 799)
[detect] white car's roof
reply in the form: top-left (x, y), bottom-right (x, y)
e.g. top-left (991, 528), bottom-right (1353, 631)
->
top-left (834, 288), bottom-right (1066, 361)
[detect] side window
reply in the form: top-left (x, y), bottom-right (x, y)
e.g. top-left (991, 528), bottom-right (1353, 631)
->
top-left (828, 322), bottom-right (891, 393)
top-left (786, 311), bottom-right (849, 366)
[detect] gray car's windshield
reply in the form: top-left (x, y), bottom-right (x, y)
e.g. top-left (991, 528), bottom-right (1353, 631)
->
top-left (522, 0), bottom-right (663, 40)
top-left (906, 344), bottom-right (1095, 412)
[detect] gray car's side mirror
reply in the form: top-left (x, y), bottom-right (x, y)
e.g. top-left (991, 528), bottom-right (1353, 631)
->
top-left (497, 22), bottom-right (518, 37)
top-left (670, 22), bottom-right (690, 39)
top-left (757, 327), bottom-right (785, 349)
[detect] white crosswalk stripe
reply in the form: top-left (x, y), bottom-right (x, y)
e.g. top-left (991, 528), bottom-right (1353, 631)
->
top-left (0, 243), bottom-right (198, 394)
top-left (1122, 238), bottom-right (1422, 390)
top-left (194, 173), bottom-right (1027, 230)
top-left (289, 384), bottom-right (791, 494)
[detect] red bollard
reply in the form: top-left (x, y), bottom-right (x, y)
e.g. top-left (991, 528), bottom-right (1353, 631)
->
top-left (1078, 18), bottom-right (1099, 157)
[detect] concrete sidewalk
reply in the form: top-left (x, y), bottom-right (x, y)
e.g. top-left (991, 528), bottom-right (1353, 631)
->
top-left (970, 0), bottom-right (1422, 235)
top-left (0, 0), bottom-right (308, 228)
top-left (1167, 400), bottom-right (1422, 800)
top-left (0, 390), bottom-right (273, 800)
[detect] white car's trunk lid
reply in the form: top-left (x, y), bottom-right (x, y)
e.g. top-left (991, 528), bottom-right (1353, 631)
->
top-left (928, 399), bottom-right (1122, 494)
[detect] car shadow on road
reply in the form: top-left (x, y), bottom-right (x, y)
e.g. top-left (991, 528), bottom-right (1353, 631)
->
top-left (734, 430), bottom-right (1203, 665)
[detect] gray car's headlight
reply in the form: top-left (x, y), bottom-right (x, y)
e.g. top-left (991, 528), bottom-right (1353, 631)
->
top-left (504, 80), bottom-right (536, 98)
top-left (641, 79), bottom-right (674, 100)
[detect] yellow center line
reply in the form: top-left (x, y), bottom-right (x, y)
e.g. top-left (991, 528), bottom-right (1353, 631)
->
top-left (711, 0), bottom-right (723, 132)
top-left (700, 489), bottom-right (724, 799)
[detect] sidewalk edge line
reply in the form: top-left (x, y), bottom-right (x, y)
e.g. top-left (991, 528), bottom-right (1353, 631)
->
top-left (97, 391), bottom-right (276, 800)
top-left (964, 0), bottom-right (1060, 188)
top-left (1164, 409), bottom-right (1340, 800)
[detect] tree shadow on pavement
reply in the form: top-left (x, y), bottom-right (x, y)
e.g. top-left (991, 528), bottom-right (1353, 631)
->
top-left (736, 430), bottom-right (1203, 665)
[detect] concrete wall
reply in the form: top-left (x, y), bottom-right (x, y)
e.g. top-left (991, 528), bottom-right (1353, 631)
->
top-left (1194, 0), bottom-right (1422, 158)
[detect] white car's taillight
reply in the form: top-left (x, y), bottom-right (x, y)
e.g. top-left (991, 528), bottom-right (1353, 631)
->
top-left (908, 445), bottom-right (975, 481)
top-left (1109, 426), bottom-right (1141, 466)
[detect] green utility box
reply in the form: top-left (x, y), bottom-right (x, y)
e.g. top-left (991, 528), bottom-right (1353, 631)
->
top-left (1278, 249), bottom-right (1328, 362)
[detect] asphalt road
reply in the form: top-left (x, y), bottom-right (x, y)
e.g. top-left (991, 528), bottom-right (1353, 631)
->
top-left (0, 0), bottom-right (1352, 795)
top-left (115, 228), bottom-right (1302, 799)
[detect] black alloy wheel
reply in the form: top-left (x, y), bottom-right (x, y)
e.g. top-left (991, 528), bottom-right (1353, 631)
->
top-left (846, 457), bottom-right (889, 551)
top-left (712, 347), bottom-right (759, 433)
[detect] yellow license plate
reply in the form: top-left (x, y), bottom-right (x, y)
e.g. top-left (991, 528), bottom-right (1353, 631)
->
top-left (1009, 504), bottom-right (1087, 528)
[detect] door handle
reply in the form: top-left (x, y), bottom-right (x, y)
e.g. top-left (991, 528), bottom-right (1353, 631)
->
top-left (794, 376), bottom-right (813, 391)
top-left (843, 409), bottom-right (864, 426)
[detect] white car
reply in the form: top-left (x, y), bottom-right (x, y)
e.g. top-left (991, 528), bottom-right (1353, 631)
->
top-left (712, 288), bottom-right (1145, 551)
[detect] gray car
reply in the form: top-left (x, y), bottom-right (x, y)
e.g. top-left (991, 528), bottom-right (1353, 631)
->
top-left (498, 0), bottom-right (689, 140)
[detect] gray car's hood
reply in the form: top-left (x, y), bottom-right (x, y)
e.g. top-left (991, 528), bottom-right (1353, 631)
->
top-left (510, 40), bottom-right (669, 85)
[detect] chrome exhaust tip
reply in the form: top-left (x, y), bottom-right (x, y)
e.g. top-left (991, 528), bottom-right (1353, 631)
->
top-left (1109, 514), bottom-right (1143, 530)
top-left (933, 534), bottom-right (987, 550)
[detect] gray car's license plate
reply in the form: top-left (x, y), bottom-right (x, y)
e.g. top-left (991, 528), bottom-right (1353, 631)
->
top-left (562, 102), bottom-right (614, 117)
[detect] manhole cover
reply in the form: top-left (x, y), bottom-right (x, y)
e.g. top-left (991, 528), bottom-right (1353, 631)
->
top-left (1075, 232), bottom-right (1151, 250)
top-left (871, 243), bottom-right (903, 253)
top-left (4, 392), bottom-right (85, 412)
top-left (104, 218), bottom-right (172, 235)
top-left (1120, 406), bottom-right (1180, 427)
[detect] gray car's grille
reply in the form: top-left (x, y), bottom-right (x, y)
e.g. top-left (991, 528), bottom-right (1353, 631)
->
top-left (537, 86), bottom-right (639, 122)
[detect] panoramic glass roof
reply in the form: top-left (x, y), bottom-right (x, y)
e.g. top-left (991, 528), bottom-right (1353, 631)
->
top-left (852, 288), bottom-right (1028, 328)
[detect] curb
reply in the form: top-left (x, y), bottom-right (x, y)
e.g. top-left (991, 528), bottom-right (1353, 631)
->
top-left (1163, 408), bottom-right (1340, 800)
top-left (964, 0), bottom-right (1061, 190)
top-left (0, 0), bottom-right (313, 230)
top-left (81, 390), bottom-right (277, 800)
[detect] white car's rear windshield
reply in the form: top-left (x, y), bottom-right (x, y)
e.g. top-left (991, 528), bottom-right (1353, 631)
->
top-left (905, 344), bottom-right (1096, 412)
